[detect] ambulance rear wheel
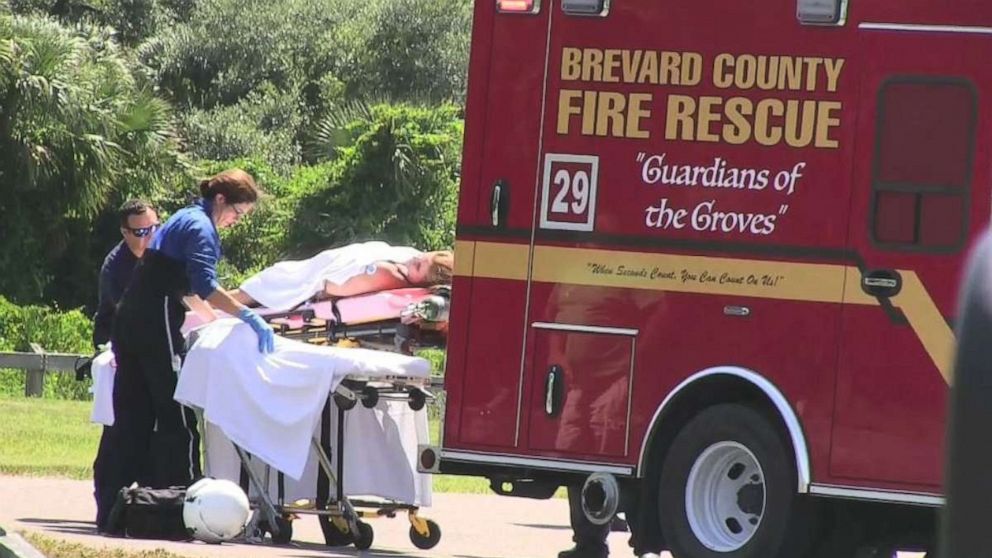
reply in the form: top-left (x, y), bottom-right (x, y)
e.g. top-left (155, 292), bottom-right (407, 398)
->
top-left (658, 403), bottom-right (812, 558)
top-left (409, 519), bottom-right (442, 549)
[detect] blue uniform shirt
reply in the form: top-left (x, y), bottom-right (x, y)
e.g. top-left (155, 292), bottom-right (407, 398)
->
top-left (151, 199), bottom-right (222, 299)
top-left (92, 241), bottom-right (139, 348)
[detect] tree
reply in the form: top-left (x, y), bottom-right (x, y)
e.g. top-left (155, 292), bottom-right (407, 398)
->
top-left (334, 0), bottom-right (471, 104)
top-left (289, 103), bottom-right (462, 255)
top-left (0, 14), bottom-right (186, 305)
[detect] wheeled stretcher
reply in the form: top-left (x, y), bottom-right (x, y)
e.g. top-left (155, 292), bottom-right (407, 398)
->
top-left (177, 287), bottom-right (448, 551)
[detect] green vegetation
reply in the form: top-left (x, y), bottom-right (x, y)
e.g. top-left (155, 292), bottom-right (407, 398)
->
top-left (0, 0), bottom-right (470, 311)
top-left (0, 0), bottom-right (484, 497)
top-left (0, 396), bottom-right (103, 478)
top-left (25, 531), bottom-right (187, 558)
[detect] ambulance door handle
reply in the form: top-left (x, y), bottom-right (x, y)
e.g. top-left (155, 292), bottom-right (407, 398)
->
top-left (490, 179), bottom-right (507, 229)
top-left (545, 365), bottom-right (564, 417)
top-left (861, 269), bottom-right (902, 298)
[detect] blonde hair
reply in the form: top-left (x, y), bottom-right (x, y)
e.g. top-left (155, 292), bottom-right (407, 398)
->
top-left (422, 250), bottom-right (453, 286)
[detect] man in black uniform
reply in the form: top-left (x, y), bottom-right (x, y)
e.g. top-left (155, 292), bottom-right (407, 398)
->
top-left (92, 200), bottom-right (160, 349)
top-left (91, 199), bottom-right (159, 531)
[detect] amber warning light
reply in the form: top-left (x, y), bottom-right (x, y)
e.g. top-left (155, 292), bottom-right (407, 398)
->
top-left (497, 0), bottom-right (536, 13)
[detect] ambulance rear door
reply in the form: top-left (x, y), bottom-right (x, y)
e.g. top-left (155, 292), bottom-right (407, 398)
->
top-left (831, 27), bottom-right (992, 490)
top-left (445, 0), bottom-right (553, 452)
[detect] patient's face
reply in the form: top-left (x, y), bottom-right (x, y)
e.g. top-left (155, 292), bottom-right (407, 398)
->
top-left (406, 256), bottom-right (430, 285)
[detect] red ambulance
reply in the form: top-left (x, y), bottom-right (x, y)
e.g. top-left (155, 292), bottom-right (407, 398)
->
top-left (425, 0), bottom-right (992, 556)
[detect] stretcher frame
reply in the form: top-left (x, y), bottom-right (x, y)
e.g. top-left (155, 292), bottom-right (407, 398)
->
top-left (234, 297), bottom-right (446, 551)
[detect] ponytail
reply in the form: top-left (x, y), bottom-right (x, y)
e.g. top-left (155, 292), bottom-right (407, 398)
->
top-left (197, 169), bottom-right (260, 204)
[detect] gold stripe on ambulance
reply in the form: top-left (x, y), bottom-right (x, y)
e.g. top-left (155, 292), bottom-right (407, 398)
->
top-left (456, 240), bottom-right (954, 384)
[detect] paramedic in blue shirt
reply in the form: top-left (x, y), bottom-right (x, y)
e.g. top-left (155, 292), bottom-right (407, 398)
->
top-left (96, 168), bottom-right (275, 533)
top-left (92, 199), bottom-right (159, 349)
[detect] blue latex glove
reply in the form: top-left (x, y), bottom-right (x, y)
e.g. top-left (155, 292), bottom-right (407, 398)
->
top-left (238, 308), bottom-right (275, 354)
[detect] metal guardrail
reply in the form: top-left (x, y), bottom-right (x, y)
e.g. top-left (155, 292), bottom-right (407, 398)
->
top-left (0, 347), bottom-right (445, 396)
top-left (0, 345), bottom-right (90, 397)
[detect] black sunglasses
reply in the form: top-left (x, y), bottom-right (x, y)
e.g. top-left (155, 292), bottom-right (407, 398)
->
top-left (126, 224), bottom-right (160, 238)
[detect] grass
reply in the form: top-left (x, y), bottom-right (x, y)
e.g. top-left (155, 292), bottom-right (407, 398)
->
top-left (0, 395), bottom-right (489, 493)
top-left (23, 531), bottom-right (186, 558)
top-left (0, 395), bottom-right (103, 478)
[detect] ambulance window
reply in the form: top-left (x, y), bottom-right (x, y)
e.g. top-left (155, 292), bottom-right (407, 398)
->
top-left (871, 78), bottom-right (976, 250)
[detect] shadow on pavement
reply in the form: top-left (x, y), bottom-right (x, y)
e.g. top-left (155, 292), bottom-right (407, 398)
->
top-left (17, 518), bottom-right (99, 537)
top-left (510, 522), bottom-right (570, 531)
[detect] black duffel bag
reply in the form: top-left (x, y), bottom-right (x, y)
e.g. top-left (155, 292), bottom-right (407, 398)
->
top-left (104, 485), bottom-right (190, 540)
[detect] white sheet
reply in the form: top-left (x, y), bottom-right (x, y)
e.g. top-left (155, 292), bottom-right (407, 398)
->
top-left (203, 396), bottom-right (432, 506)
top-left (89, 349), bottom-right (116, 426)
top-left (174, 318), bottom-right (431, 481)
top-left (238, 241), bottom-right (422, 311)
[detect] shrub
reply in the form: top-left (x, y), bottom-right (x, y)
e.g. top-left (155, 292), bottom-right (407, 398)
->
top-left (0, 296), bottom-right (94, 399)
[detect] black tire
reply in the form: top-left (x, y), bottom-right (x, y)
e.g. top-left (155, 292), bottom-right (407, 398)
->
top-left (268, 516), bottom-right (294, 545)
top-left (318, 516), bottom-right (353, 547)
top-left (361, 386), bottom-right (380, 408)
top-left (658, 403), bottom-right (813, 558)
top-left (408, 389), bottom-right (426, 411)
top-left (333, 392), bottom-right (357, 411)
top-left (256, 515), bottom-right (294, 544)
top-left (353, 521), bottom-right (374, 550)
top-left (409, 519), bottom-right (442, 549)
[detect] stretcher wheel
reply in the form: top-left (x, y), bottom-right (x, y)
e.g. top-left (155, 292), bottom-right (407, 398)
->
top-left (408, 389), bottom-right (426, 411)
top-left (318, 516), bottom-right (353, 547)
top-left (409, 519), bottom-right (441, 549)
top-left (334, 391), bottom-right (357, 410)
top-left (353, 521), bottom-right (374, 550)
top-left (259, 515), bottom-right (293, 544)
top-left (361, 385), bottom-right (379, 408)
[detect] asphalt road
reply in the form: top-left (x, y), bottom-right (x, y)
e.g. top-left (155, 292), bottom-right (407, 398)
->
top-left (0, 476), bottom-right (932, 558)
top-left (0, 475), bottom-right (641, 558)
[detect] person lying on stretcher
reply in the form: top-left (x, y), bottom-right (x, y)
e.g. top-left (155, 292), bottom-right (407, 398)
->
top-left (228, 242), bottom-right (453, 309)
top-left (181, 242), bottom-right (453, 333)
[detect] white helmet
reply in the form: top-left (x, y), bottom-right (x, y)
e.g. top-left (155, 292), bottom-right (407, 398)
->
top-left (183, 478), bottom-right (250, 543)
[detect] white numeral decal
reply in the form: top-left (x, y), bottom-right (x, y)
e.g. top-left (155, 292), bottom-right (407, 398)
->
top-left (550, 169), bottom-right (591, 215)
top-left (540, 154), bottom-right (599, 232)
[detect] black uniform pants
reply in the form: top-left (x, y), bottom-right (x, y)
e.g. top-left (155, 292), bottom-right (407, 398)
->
top-left (95, 250), bottom-right (202, 532)
top-left (93, 425), bottom-right (171, 528)
top-left (568, 485), bottom-right (611, 549)
top-left (567, 485), bottom-right (665, 555)
top-left (95, 341), bottom-right (201, 531)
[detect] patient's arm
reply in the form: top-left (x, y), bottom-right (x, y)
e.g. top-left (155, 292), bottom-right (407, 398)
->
top-left (183, 295), bottom-right (219, 322)
top-left (228, 289), bottom-right (259, 307)
top-left (323, 262), bottom-right (407, 298)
